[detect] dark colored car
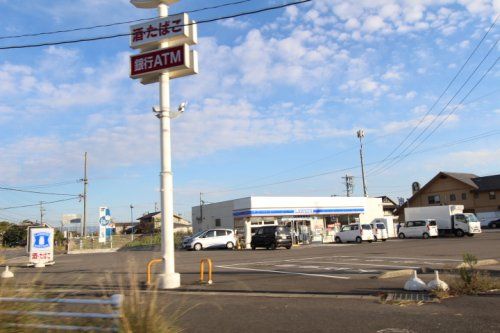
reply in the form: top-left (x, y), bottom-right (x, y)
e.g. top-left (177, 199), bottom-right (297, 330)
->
top-left (251, 226), bottom-right (292, 250)
top-left (488, 219), bottom-right (500, 228)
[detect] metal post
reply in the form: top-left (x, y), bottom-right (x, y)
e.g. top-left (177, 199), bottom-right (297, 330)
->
top-left (157, 3), bottom-right (180, 289)
top-left (357, 130), bottom-right (367, 197)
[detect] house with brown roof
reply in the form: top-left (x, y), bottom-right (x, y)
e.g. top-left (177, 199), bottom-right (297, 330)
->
top-left (136, 212), bottom-right (192, 234)
top-left (397, 171), bottom-right (500, 222)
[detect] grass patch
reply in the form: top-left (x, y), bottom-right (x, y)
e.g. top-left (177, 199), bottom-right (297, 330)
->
top-left (433, 253), bottom-right (500, 298)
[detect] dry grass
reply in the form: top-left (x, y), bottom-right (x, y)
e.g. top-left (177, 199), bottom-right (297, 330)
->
top-left (116, 272), bottom-right (187, 333)
top-left (1, 266), bottom-right (190, 333)
top-left (447, 272), bottom-right (500, 295)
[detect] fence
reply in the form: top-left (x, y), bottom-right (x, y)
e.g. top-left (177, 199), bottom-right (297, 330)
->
top-left (67, 235), bottom-right (136, 253)
top-left (0, 294), bottom-right (123, 332)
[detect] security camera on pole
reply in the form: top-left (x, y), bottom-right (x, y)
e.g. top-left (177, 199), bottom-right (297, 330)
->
top-left (129, 0), bottom-right (198, 289)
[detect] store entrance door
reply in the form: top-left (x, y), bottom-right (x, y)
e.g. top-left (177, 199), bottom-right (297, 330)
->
top-left (287, 219), bottom-right (312, 245)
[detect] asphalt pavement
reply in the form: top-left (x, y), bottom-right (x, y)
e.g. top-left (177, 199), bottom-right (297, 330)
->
top-left (2, 230), bottom-right (499, 332)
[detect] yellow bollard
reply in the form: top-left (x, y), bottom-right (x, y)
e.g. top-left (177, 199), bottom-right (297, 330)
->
top-left (146, 259), bottom-right (163, 286)
top-left (200, 258), bottom-right (213, 284)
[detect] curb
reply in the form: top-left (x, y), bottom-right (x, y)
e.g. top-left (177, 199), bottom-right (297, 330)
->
top-left (67, 248), bottom-right (119, 255)
top-left (455, 259), bottom-right (499, 269)
top-left (377, 269), bottom-right (416, 279)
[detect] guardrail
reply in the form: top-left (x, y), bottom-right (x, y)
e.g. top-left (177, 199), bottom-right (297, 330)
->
top-left (0, 294), bottom-right (123, 332)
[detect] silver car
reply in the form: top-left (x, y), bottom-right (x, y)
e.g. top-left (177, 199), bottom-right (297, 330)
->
top-left (182, 229), bottom-right (237, 251)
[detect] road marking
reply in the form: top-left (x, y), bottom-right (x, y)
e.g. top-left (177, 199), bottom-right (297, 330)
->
top-left (222, 256), bottom-right (332, 267)
top-left (335, 255), bottom-right (462, 262)
top-left (4, 256), bottom-right (26, 262)
top-left (217, 265), bottom-right (350, 280)
top-left (302, 261), bottom-right (420, 269)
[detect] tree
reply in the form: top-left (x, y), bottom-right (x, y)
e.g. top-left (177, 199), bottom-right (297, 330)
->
top-left (2, 224), bottom-right (28, 247)
top-left (0, 221), bottom-right (12, 245)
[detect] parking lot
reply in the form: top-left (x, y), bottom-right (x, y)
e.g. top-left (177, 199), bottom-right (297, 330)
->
top-left (217, 252), bottom-right (463, 280)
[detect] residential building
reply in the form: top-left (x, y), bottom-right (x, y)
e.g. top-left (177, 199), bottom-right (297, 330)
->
top-left (136, 212), bottom-right (192, 234)
top-left (397, 171), bottom-right (500, 222)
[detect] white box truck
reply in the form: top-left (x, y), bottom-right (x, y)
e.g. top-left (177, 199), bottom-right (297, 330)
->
top-left (404, 205), bottom-right (481, 237)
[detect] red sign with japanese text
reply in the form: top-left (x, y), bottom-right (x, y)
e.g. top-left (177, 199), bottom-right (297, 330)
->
top-left (130, 45), bottom-right (185, 78)
top-left (130, 13), bottom-right (196, 50)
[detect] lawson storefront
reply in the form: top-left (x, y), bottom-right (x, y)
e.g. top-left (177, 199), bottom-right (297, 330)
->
top-left (192, 196), bottom-right (385, 248)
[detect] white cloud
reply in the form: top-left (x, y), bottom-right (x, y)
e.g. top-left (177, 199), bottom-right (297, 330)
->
top-left (218, 18), bottom-right (249, 29)
top-left (383, 114), bottom-right (459, 134)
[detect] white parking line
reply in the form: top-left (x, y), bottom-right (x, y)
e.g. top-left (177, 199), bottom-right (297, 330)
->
top-left (335, 255), bottom-right (462, 262)
top-left (295, 261), bottom-right (420, 269)
top-left (217, 265), bottom-right (350, 280)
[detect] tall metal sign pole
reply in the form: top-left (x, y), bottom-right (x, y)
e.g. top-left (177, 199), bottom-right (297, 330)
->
top-left (130, 0), bottom-right (198, 289)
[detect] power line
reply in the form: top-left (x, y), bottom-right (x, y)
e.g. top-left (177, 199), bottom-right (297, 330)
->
top-left (367, 16), bottom-right (498, 176)
top-left (0, 0), bottom-right (312, 50)
top-left (202, 130), bottom-right (500, 195)
top-left (0, 197), bottom-right (81, 210)
top-left (370, 55), bottom-right (499, 177)
top-left (0, 185), bottom-right (80, 197)
top-left (0, 0), bottom-right (255, 40)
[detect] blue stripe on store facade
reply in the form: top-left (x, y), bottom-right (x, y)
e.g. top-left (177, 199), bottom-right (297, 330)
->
top-left (233, 208), bottom-right (364, 217)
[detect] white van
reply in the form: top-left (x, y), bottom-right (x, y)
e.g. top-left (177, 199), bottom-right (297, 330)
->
top-left (398, 220), bottom-right (438, 239)
top-left (182, 229), bottom-right (237, 251)
top-left (370, 222), bottom-right (388, 242)
top-left (335, 223), bottom-right (374, 243)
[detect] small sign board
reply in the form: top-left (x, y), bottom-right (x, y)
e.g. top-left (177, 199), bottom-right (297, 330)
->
top-left (130, 44), bottom-right (198, 84)
top-left (130, 13), bottom-right (197, 51)
top-left (28, 227), bottom-right (54, 265)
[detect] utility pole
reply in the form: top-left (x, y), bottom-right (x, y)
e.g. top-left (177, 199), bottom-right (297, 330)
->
top-left (342, 174), bottom-right (354, 197)
top-left (357, 130), bottom-right (368, 197)
top-left (199, 192), bottom-right (204, 225)
top-left (81, 152), bottom-right (88, 236)
top-left (39, 201), bottom-right (45, 225)
top-left (130, 204), bottom-right (134, 241)
top-left (154, 202), bottom-right (158, 212)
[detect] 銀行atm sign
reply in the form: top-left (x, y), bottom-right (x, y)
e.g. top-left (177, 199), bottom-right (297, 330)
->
top-left (130, 44), bottom-right (198, 84)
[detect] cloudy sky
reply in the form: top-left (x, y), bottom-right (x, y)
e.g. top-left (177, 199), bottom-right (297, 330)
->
top-left (0, 0), bottom-right (499, 225)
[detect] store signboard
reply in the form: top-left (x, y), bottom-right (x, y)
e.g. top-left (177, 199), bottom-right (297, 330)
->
top-left (130, 13), bottom-right (197, 50)
top-left (130, 44), bottom-right (198, 84)
top-left (233, 207), bottom-right (365, 218)
top-left (131, 0), bottom-right (179, 9)
top-left (28, 227), bottom-right (54, 265)
top-left (99, 207), bottom-right (112, 243)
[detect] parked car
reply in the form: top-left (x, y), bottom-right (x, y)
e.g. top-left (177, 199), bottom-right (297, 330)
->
top-left (335, 223), bottom-right (374, 243)
top-left (398, 220), bottom-right (438, 239)
top-left (251, 226), bottom-right (292, 250)
top-left (370, 222), bottom-right (388, 242)
top-left (488, 218), bottom-right (500, 229)
top-left (182, 229), bottom-right (237, 251)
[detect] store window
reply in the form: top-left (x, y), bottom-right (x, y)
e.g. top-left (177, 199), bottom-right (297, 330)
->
top-left (450, 194), bottom-right (456, 202)
top-left (489, 192), bottom-right (496, 200)
top-left (428, 195), bottom-right (440, 204)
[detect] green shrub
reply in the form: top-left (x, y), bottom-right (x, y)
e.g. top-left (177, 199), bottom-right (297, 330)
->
top-left (2, 225), bottom-right (28, 247)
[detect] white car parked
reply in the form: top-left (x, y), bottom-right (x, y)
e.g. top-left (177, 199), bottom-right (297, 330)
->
top-left (182, 229), bottom-right (237, 251)
top-left (398, 220), bottom-right (438, 239)
top-left (335, 223), bottom-right (374, 243)
top-left (370, 222), bottom-right (388, 242)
